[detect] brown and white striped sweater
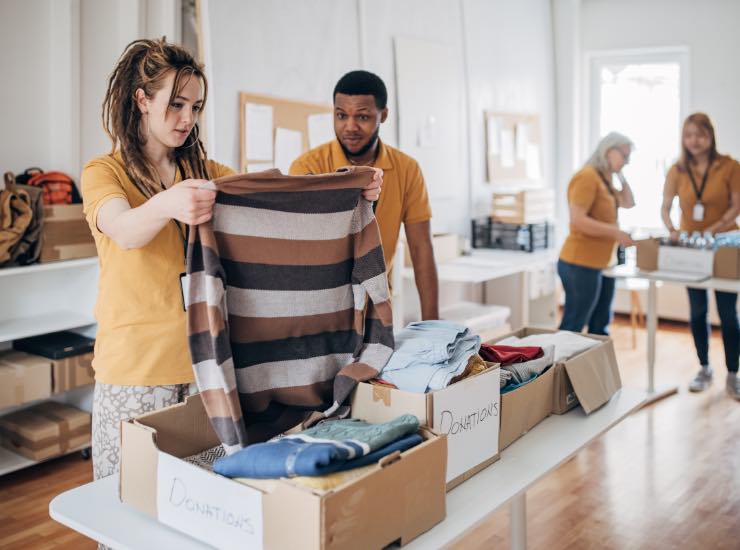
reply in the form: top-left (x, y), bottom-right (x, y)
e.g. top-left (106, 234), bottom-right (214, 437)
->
top-left (185, 167), bottom-right (394, 453)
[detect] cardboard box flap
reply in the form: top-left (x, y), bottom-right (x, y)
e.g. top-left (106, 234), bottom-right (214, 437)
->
top-left (134, 393), bottom-right (220, 458)
top-left (120, 420), bottom-right (159, 517)
top-left (562, 340), bottom-right (622, 414)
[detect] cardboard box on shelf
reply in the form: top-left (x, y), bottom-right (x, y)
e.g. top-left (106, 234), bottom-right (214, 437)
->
top-left (636, 238), bottom-right (740, 280)
top-left (352, 364), bottom-right (500, 490)
top-left (120, 394), bottom-right (447, 550)
top-left (0, 401), bottom-right (90, 461)
top-left (404, 233), bottom-right (460, 267)
top-left (0, 351), bottom-right (52, 409)
top-left (40, 204), bottom-right (96, 262)
top-left (50, 352), bottom-right (95, 394)
top-left (489, 327), bottom-right (622, 425)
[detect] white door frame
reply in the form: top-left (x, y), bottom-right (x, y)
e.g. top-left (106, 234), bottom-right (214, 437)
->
top-left (581, 46), bottom-right (690, 159)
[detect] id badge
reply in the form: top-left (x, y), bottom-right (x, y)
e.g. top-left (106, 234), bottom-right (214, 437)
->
top-left (179, 272), bottom-right (189, 311)
top-left (693, 202), bottom-right (705, 222)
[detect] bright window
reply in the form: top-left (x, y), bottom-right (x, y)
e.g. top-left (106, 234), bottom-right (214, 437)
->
top-left (588, 49), bottom-right (688, 233)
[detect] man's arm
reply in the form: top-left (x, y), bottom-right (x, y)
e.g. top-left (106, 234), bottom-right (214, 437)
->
top-left (405, 220), bottom-right (439, 320)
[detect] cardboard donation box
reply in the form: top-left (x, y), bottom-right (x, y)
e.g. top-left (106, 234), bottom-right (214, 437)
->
top-left (120, 394), bottom-right (447, 550)
top-left (404, 233), bottom-right (459, 267)
top-left (0, 401), bottom-right (90, 461)
top-left (51, 352), bottom-right (95, 394)
top-left (636, 238), bottom-right (740, 280)
top-left (40, 204), bottom-right (96, 262)
top-left (0, 351), bottom-right (52, 409)
top-left (352, 365), bottom-right (501, 490)
top-left (494, 352), bottom-right (554, 451)
top-left (489, 327), bottom-right (622, 451)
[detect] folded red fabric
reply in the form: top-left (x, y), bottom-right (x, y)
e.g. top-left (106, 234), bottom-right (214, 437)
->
top-left (479, 344), bottom-right (544, 366)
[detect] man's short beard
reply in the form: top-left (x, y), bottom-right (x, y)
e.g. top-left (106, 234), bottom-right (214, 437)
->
top-left (339, 126), bottom-right (381, 160)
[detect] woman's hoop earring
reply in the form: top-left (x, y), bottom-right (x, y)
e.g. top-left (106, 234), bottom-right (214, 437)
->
top-left (183, 124), bottom-right (200, 149)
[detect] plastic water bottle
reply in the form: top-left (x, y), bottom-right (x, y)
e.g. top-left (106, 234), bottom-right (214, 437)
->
top-left (689, 231), bottom-right (701, 248)
top-left (679, 231), bottom-right (689, 247)
top-left (702, 231), bottom-right (715, 250)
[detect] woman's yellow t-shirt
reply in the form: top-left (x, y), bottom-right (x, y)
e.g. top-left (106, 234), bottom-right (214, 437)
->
top-left (663, 155), bottom-right (740, 233)
top-left (559, 165), bottom-right (618, 270)
top-left (81, 153), bottom-right (234, 385)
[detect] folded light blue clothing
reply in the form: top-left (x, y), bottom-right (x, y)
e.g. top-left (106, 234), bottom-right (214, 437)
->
top-left (213, 414), bottom-right (420, 478)
top-left (214, 433), bottom-right (423, 479)
top-left (379, 320), bottom-right (481, 393)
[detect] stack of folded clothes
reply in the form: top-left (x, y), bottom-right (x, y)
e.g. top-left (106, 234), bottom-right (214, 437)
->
top-left (479, 343), bottom-right (554, 392)
top-left (208, 414), bottom-right (422, 488)
top-left (480, 330), bottom-right (601, 392)
top-left (496, 331), bottom-right (599, 363)
top-left (376, 320), bottom-right (482, 393)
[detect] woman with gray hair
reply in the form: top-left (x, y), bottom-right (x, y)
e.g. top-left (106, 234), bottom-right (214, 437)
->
top-left (558, 132), bottom-right (636, 334)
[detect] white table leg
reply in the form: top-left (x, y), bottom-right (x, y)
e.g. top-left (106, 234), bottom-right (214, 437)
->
top-left (647, 279), bottom-right (657, 393)
top-left (510, 491), bottom-right (527, 550)
top-left (642, 279), bottom-right (678, 406)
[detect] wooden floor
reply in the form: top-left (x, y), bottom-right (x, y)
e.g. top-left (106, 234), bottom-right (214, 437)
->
top-left (0, 317), bottom-right (738, 549)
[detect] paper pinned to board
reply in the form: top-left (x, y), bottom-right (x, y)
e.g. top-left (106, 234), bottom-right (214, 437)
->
top-left (515, 123), bottom-right (529, 160)
top-left (157, 451), bottom-right (263, 550)
top-left (245, 103), bottom-right (274, 161)
top-left (432, 368), bottom-right (500, 482)
top-left (486, 117), bottom-right (501, 156)
top-left (273, 128), bottom-right (303, 174)
top-left (499, 129), bottom-right (515, 168)
top-left (525, 143), bottom-right (541, 179)
top-left (307, 112), bottom-right (334, 149)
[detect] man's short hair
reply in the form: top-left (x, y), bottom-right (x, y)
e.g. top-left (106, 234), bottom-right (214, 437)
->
top-left (333, 70), bottom-right (388, 110)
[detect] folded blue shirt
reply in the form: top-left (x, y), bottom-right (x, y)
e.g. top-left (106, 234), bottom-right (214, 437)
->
top-left (213, 433), bottom-right (423, 478)
top-left (380, 320), bottom-right (481, 393)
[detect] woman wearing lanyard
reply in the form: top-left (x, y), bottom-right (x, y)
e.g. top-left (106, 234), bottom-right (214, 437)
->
top-left (661, 112), bottom-right (740, 398)
top-left (558, 132), bottom-right (636, 335)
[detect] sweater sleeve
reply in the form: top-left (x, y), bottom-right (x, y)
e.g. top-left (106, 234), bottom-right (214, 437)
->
top-left (326, 199), bottom-right (395, 415)
top-left (186, 218), bottom-right (248, 454)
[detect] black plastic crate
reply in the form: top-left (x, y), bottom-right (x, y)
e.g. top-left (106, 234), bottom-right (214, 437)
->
top-left (471, 217), bottom-right (552, 253)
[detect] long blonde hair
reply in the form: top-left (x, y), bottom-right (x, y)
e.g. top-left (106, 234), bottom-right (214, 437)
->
top-left (102, 37), bottom-right (210, 198)
top-left (585, 132), bottom-right (634, 176)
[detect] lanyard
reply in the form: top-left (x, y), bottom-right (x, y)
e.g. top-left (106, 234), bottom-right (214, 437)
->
top-left (172, 161), bottom-right (189, 263)
top-left (686, 160), bottom-right (713, 203)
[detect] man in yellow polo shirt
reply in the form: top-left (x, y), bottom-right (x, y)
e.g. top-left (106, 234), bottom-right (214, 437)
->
top-left (290, 70), bottom-right (439, 320)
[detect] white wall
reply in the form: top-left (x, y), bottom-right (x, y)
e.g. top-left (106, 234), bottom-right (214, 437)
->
top-left (463, 0), bottom-right (557, 219)
top-left (580, 0), bottom-right (740, 158)
top-left (2, 0), bottom-right (557, 242)
top-left (0, 0), bottom-right (54, 173)
top-left (207, 0), bottom-right (557, 237)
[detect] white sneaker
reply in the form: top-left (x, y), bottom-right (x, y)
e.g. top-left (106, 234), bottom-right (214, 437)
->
top-left (688, 366), bottom-right (713, 392)
top-left (726, 372), bottom-right (740, 401)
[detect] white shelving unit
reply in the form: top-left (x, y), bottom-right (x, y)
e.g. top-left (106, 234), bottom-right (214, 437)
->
top-left (0, 257), bottom-right (99, 476)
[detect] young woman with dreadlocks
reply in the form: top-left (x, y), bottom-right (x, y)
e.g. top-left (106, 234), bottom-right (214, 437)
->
top-left (82, 38), bottom-right (382, 483)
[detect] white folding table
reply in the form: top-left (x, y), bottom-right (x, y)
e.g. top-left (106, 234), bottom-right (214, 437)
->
top-left (50, 388), bottom-right (645, 550)
top-left (605, 264), bottom-right (740, 405)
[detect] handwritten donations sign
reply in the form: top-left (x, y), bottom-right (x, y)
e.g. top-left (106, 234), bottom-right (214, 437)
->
top-left (157, 452), bottom-right (263, 550)
top-left (433, 368), bottom-right (500, 482)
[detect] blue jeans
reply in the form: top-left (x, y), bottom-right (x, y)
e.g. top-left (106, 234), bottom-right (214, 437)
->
top-left (557, 259), bottom-right (615, 335)
top-left (687, 288), bottom-right (739, 373)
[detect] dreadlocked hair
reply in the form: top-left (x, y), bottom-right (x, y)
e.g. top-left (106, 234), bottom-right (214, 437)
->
top-left (102, 37), bottom-right (210, 199)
